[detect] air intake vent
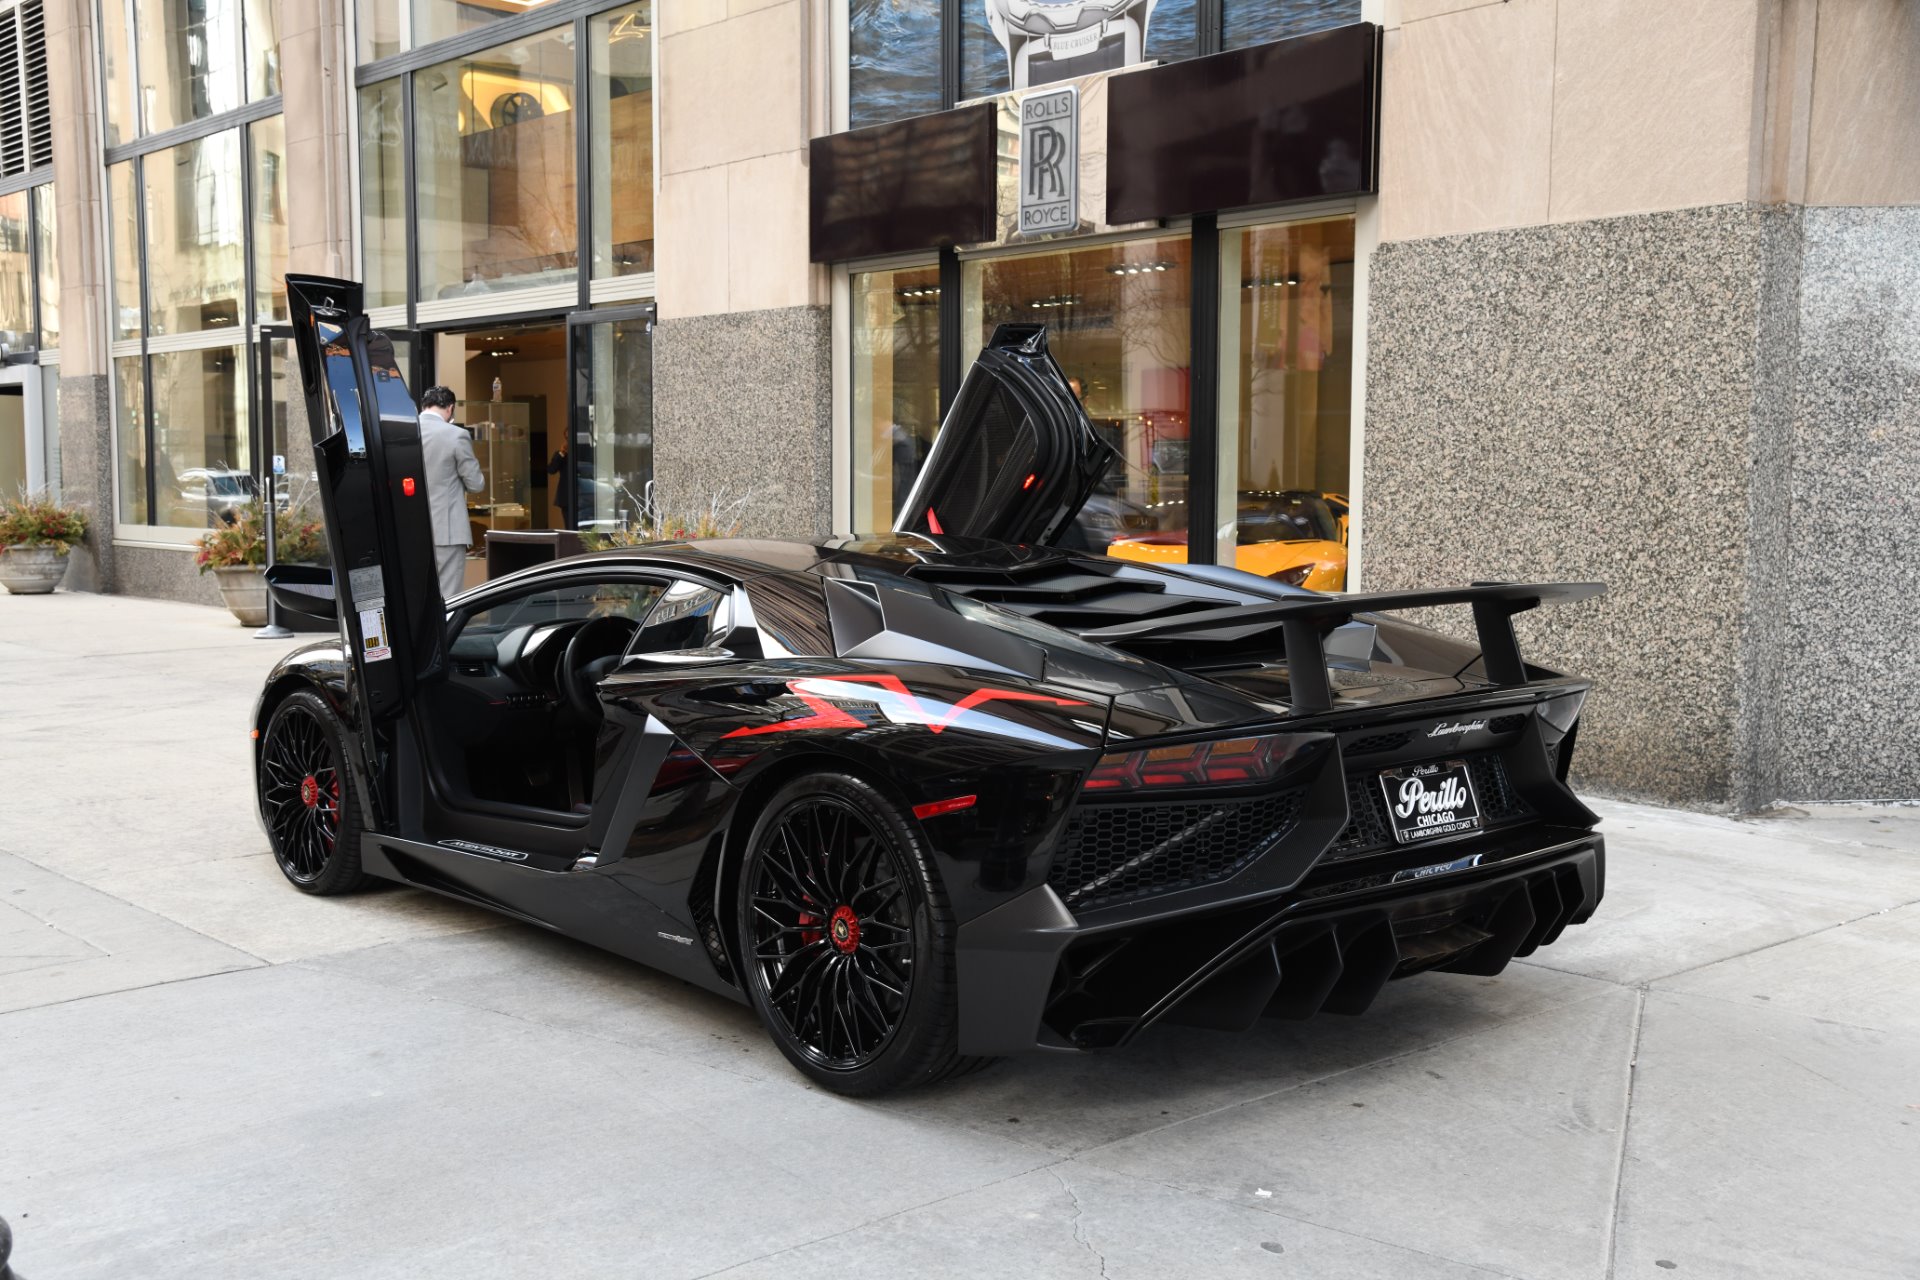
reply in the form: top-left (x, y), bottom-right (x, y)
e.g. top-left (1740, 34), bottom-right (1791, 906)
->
top-left (0, 15), bottom-right (21, 177)
top-left (1049, 787), bottom-right (1305, 911)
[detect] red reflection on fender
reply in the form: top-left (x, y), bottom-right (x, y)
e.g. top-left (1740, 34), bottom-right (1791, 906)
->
top-left (720, 674), bottom-right (1086, 740)
top-left (912, 795), bottom-right (977, 820)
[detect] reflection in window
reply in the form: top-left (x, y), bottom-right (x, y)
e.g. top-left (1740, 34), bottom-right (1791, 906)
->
top-left (250, 115), bottom-right (289, 322)
top-left (414, 0), bottom-right (564, 59)
top-left (575, 315), bottom-right (654, 533)
top-left (0, 193), bottom-right (28, 349)
top-left (356, 0), bottom-right (401, 62)
top-left (114, 354), bottom-right (148, 523)
top-left (143, 130), bottom-right (247, 335)
top-left (100, 0), bottom-right (137, 144)
top-left (1216, 215), bottom-right (1354, 589)
top-left (33, 185), bottom-right (56, 350)
top-left (963, 0), bottom-right (1173, 97)
top-left (850, 263), bottom-right (940, 534)
top-left (588, 2), bottom-right (652, 279)
top-left (414, 27), bottom-right (577, 300)
top-left (109, 160), bottom-right (141, 340)
top-left (1223, 0), bottom-right (1361, 50)
top-left (358, 82), bottom-right (407, 308)
top-left (137, 0), bottom-right (244, 133)
top-left (963, 235), bottom-right (1192, 557)
top-left (244, 0), bottom-right (279, 97)
top-left (150, 344), bottom-right (250, 529)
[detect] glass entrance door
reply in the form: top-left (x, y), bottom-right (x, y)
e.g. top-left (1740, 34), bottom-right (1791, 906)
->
top-left (567, 305), bottom-right (654, 535)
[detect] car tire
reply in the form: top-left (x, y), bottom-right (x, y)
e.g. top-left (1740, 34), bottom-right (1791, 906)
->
top-left (737, 770), bottom-right (992, 1096)
top-left (259, 690), bottom-right (372, 896)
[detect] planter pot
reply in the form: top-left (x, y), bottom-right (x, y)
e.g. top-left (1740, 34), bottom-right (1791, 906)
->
top-left (212, 564), bottom-right (270, 626)
top-left (0, 544), bottom-right (72, 595)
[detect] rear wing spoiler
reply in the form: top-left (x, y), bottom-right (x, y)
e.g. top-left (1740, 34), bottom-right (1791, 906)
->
top-left (1081, 581), bottom-right (1606, 712)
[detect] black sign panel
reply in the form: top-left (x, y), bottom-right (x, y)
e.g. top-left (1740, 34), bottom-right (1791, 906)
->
top-left (809, 103), bottom-right (998, 263)
top-left (1106, 22), bottom-right (1379, 224)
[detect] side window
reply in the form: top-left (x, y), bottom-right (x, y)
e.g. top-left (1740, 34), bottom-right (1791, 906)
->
top-left (455, 578), bottom-right (665, 650)
top-left (631, 580), bottom-right (727, 653)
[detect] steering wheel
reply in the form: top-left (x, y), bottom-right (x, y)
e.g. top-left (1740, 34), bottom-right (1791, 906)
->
top-left (560, 616), bottom-right (639, 719)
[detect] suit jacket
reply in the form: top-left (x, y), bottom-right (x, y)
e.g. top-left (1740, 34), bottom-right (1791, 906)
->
top-left (418, 411), bottom-right (486, 547)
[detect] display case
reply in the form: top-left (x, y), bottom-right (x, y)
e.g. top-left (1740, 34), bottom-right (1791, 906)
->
top-left (457, 399), bottom-right (531, 537)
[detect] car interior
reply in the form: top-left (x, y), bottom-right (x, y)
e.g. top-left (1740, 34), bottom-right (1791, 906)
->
top-left (417, 575), bottom-right (728, 816)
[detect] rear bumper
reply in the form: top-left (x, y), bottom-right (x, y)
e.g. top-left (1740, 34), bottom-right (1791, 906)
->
top-left (955, 825), bottom-right (1603, 1056)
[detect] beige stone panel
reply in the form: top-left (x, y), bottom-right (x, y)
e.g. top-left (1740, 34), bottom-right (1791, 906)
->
top-left (1804, 0), bottom-right (1920, 205)
top-left (658, 0), bottom-right (730, 38)
top-left (1549, 0), bottom-right (1758, 223)
top-left (1400, 0), bottom-right (1508, 24)
top-left (729, 0), bottom-right (785, 15)
top-left (660, 1), bottom-right (803, 174)
top-left (657, 164), bottom-right (732, 319)
top-left (44, 0), bottom-right (107, 376)
top-left (726, 151), bottom-right (814, 313)
top-left (1378, 0), bottom-right (1557, 242)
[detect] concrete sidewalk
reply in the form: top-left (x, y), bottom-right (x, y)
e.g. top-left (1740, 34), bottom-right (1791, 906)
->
top-left (2, 589), bottom-right (1916, 1280)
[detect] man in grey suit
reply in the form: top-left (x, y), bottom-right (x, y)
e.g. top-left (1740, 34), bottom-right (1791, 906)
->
top-left (418, 386), bottom-right (486, 598)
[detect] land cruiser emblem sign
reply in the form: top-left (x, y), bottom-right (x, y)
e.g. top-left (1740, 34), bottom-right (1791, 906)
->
top-left (1019, 87), bottom-right (1077, 235)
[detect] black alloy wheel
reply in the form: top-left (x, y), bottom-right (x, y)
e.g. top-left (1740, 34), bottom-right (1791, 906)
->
top-left (259, 690), bottom-right (370, 895)
top-left (738, 772), bottom-right (989, 1095)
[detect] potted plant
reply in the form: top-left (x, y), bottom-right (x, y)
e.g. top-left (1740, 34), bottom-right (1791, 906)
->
top-left (194, 496), bottom-right (328, 626)
top-left (0, 491), bottom-right (89, 595)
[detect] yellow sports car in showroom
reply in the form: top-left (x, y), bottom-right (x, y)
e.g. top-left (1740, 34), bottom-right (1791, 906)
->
top-left (1106, 490), bottom-right (1349, 590)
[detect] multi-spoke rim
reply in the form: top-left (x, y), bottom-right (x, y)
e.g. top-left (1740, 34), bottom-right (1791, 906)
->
top-left (748, 796), bottom-right (915, 1071)
top-left (261, 705), bottom-right (342, 883)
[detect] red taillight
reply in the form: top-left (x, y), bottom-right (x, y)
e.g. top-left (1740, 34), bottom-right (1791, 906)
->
top-left (1082, 735), bottom-right (1299, 792)
top-left (402, 476), bottom-right (416, 496)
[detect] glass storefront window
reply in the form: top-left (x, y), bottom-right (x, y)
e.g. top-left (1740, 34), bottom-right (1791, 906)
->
top-left (414, 0), bottom-right (564, 60)
top-left (109, 160), bottom-right (140, 340)
top-left (850, 263), bottom-right (940, 534)
top-left (962, 235), bottom-right (1192, 557)
top-left (99, 0), bottom-right (137, 145)
top-left (33, 185), bottom-right (56, 350)
top-left (357, 82), bottom-right (407, 308)
top-left (150, 343), bottom-right (249, 529)
top-left (1223, 0), bottom-right (1361, 51)
top-left (0, 193), bottom-right (27, 349)
top-left (573, 314), bottom-right (653, 532)
top-left (250, 116), bottom-right (289, 322)
top-left (138, 0), bottom-right (245, 133)
top-left (414, 27), bottom-right (577, 300)
top-left (143, 130), bottom-right (247, 335)
top-left (244, 0), bottom-right (281, 98)
top-left (114, 354), bottom-right (148, 523)
top-left (588, 2), bottom-right (652, 279)
top-left (1215, 215), bottom-right (1354, 589)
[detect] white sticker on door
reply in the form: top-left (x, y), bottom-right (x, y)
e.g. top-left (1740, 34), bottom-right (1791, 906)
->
top-left (359, 608), bottom-right (392, 662)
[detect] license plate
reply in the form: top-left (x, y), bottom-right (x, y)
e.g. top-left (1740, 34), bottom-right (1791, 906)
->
top-left (1378, 760), bottom-right (1482, 845)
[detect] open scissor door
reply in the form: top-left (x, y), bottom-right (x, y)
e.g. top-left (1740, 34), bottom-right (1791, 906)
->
top-left (282, 275), bottom-right (446, 723)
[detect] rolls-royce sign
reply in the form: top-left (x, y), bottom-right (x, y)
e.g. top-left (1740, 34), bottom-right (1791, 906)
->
top-left (1018, 86), bottom-right (1077, 236)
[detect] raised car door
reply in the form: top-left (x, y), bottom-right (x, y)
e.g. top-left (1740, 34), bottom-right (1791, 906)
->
top-left (281, 274), bottom-right (447, 734)
top-left (893, 322), bottom-right (1119, 545)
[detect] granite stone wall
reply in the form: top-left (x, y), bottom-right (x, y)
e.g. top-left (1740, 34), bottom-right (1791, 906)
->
top-left (1366, 202), bottom-right (1920, 808)
top-left (652, 305), bottom-right (833, 540)
top-left (1770, 207), bottom-right (1920, 800)
top-left (55, 373), bottom-right (112, 594)
top-left (1364, 206), bottom-right (1781, 808)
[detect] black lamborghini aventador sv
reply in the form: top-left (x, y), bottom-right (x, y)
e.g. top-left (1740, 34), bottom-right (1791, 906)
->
top-left (254, 275), bottom-right (1607, 1096)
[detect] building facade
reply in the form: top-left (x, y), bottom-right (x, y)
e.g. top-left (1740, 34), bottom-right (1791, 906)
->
top-left (15, 0), bottom-right (1920, 810)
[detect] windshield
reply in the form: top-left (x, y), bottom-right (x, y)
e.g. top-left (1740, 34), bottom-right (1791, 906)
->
top-left (1236, 492), bottom-right (1338, 544)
